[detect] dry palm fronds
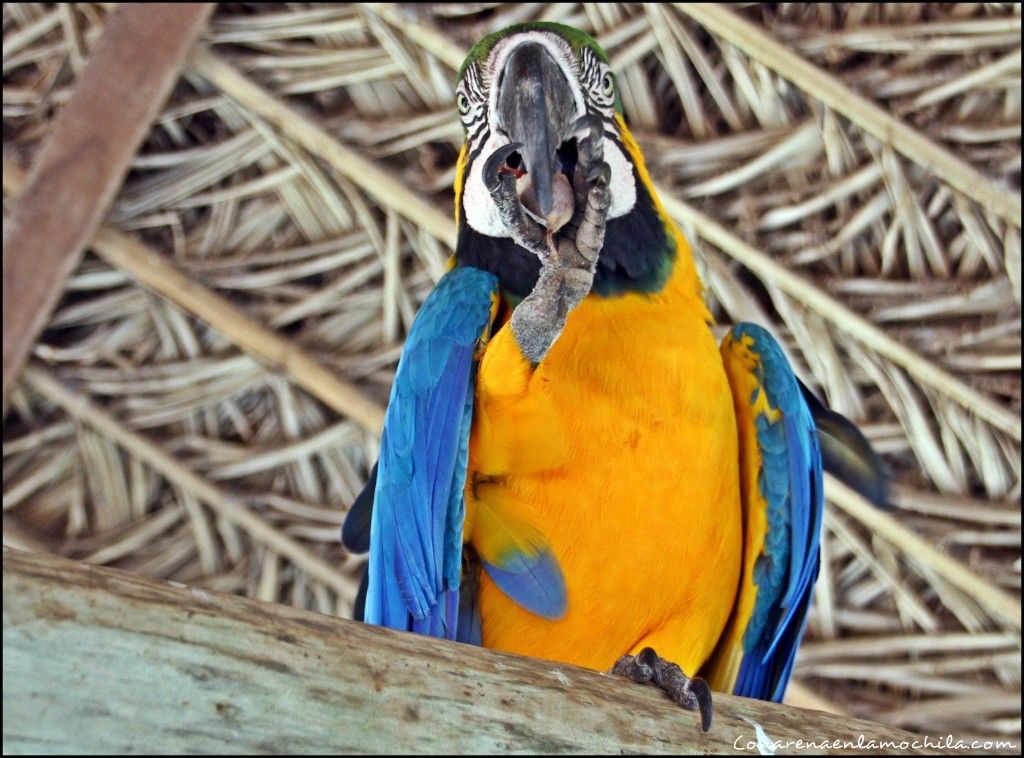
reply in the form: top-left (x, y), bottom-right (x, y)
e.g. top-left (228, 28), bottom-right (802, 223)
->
top-left (2, 2), bottom-right (1020, 743)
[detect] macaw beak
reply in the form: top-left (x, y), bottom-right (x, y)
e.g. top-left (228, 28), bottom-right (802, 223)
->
top-left (496, 42), bottom-right (577, 230)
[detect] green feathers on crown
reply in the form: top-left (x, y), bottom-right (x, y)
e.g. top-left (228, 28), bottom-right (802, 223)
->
top-left (458, 22), bottom-right (610, 80)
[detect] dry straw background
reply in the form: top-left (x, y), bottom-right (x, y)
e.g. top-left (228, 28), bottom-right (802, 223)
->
top-left (2, 2), bottom-right (1021, 743)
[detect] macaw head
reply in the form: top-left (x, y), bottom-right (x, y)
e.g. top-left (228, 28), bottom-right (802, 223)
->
top-left (453, 23), bottom-right (676, 298)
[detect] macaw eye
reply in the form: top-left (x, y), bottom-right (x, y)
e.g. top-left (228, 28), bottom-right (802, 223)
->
top-left (457, 93), bottom-right (471, 115)
top-left (601, 72), bottom-right (614, 96)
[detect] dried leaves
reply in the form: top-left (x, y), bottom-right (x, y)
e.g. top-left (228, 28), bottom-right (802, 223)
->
top-left (2, 1), bottom-right (1020, 741)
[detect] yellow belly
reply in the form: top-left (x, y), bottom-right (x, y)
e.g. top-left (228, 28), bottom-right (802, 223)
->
top-left (466, 264), bottom-right (741, 675)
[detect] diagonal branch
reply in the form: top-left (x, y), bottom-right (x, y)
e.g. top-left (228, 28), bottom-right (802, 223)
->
top-left (673, 3), bottom-right (1021, 229)
top-left (2, 160), bottom-right (386, 435)
top-left (2, 3), bottom-right (216, 408)
top-left (20, 365), bottom-right (353, 598)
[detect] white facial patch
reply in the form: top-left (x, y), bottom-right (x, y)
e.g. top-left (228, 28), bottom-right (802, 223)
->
top-left (604, 139), bottom-right (636, 220)
top-left (461, 31), bottom-right (638, 239)
top-left (464, 132), bottom-right (509, 237)
top-left (463, 133), bottom-right (637, 238)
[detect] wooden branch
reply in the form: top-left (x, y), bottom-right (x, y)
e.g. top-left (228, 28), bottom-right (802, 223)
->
top-left (825, 475), bottom-right (1022, 631)
top-left (2, 160), bottom-right (386, 435)
top-left (659, 194), bottom-right (1021, 442)
top-left (1, 3), bottom-right (215, 408)
top-left (3, 549), bottom-right (934, 755)
top-left (673, 3), bottom-right (1021, 229)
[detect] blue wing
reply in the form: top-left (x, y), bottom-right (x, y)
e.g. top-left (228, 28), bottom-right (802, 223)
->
top-left (705, 323), bottom-right (824, 702)
top-left (358, 265), bottom-right (497, 640)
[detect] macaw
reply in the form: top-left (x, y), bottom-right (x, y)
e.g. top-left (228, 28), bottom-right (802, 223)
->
top-left (342, 22), bottom-right (886, 731)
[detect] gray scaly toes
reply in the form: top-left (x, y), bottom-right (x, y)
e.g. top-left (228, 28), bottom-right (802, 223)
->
top-left (611, 647), bottom-right (714, 732)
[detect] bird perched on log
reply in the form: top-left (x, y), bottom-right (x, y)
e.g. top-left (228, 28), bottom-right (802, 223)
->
top-left (343, 22), bottom-right (886, 732)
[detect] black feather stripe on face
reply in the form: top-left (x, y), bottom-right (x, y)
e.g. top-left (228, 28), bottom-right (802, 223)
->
top-left (461, 62), bottom-right (491, 162)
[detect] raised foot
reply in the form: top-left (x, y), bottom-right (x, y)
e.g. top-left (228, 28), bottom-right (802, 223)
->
top-left (611, 647), bottom-right (713, 732)
top-left (485, 117), bottom-right (611, 365)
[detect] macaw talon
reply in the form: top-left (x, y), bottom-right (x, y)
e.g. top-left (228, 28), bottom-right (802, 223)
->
top-left (570, 159), bottom-right (611, 265)
top-left (587, 161), bottom-right (610, 188)
top-left (567, 114), bottom-right (608, 243)
top-left (509, 150), bottom-right (609, 364)
top-left (497, 112), bottom-right (610, 364)
top-left (611, 647), bottom-right (714, 733)
top-left (486, 144), bottom-right (549, 258)
top-left (483, 142), bottom-right (523, 191)
top-left (510, 264), bottom-right (585, 364)
top-left (575, 119), bottom-right (605, 172)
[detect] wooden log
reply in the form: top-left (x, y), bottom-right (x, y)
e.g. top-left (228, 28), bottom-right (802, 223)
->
top-left (1, 3), bottom-right (214, 408)
top-left (4, 549), bottom-right (939, 754)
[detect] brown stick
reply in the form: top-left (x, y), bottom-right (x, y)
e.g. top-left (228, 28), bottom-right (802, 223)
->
top-left (2, 3), bottom-right (215, 408)
top-left (2, 160), bottom-right (386, 435)
top-left (673, 3), bottom-right (1021, 229)
top-left (20, 365), bottom-right (354, 598)
top-left (3, 548), bottom-right (943, 755)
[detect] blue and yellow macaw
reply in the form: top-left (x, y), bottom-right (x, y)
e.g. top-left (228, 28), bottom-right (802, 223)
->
top-left (343, 22), bottom-right (886, 731)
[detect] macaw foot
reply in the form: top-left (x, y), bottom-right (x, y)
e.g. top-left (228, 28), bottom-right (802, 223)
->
top-left (611, 647), bottom-right (713, 732)
top-left (484, 116), bottom-right (611, 364)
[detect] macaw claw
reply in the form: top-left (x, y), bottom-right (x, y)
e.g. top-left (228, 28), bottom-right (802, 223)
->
top-left (570, 157), bottom-right (611, 265)
top-left (484, 142), bottom-right (524, 191)
top-left (486, 143), bottom-right (549, 257)
top-left (487, 113), bottom-right (611, 364)
top-left (611, 647), bottom-right (714, 733)
top-left (569, 113), bottom-right (604, 149)
top-left (505, 142), bottom-right (610, 363)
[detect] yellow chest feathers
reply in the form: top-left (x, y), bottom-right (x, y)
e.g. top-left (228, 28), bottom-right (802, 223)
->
top-left (465, 253), bottom-right (742, 670)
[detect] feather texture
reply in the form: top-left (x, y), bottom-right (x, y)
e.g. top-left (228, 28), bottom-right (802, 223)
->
top-left (705, 323), bottom-right (824, 702)
top-left (797, 379), bottom-right (890, 509)
top-left (471, 478), bottom-right (568, 619)
top-left (362, 265), bottom-right (497, 639)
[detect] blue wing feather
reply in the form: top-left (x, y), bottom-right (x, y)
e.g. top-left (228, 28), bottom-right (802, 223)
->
top-left (482, 552), bottom-right (568, 620)
top-left (444, 389), bottom-right (476, 589)
top-left (456, 557), bottom-right (484, 646)
top-left (729, 323), bottom-right (824, 702)
top-left (363, 266), bottom-right (497, 640)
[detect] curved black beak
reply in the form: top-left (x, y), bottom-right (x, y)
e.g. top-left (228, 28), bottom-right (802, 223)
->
top-left (496, 43), bottom-right (576, 223)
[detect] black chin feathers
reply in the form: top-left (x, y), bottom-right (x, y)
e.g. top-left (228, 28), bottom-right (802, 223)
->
top-left (456, 167), bottom-right (674, 298)
top-left (592, 178), bottom-right (673, 296)
top-left (456, 223), bottom-right (541, 299)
